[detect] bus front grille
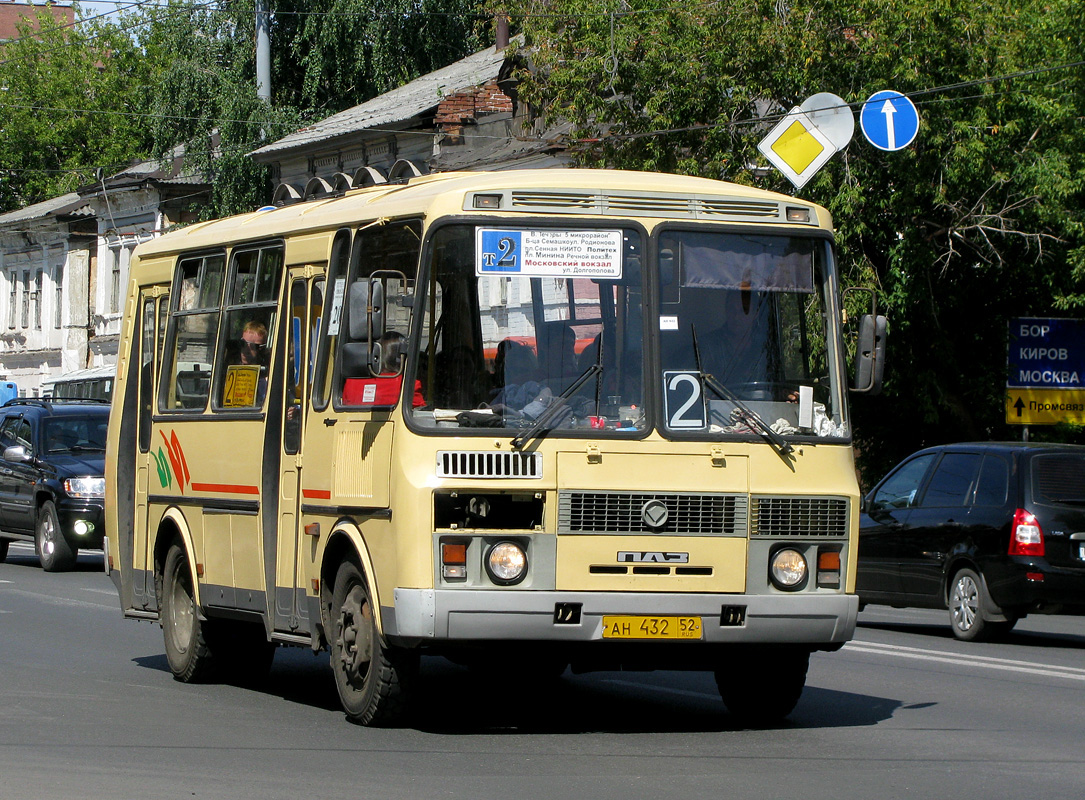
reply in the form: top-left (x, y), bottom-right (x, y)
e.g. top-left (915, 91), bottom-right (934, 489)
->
top-left (750, 496), bottom-right (849, 538)
top-left (558, 491), bottom-right (747, 535)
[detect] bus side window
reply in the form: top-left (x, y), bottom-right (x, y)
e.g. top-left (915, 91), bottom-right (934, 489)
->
top-left (214, 245), bottom-right (283, 410)
top-left (160, 254), bottom-right (225, 411)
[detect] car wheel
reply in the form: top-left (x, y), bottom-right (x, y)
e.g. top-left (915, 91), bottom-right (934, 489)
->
top-left (160, 542), bottom-right (215, 682)
top-left (715, 646), bottom-right (810, 726)
top-left (36, 500), bottom-right (76, 572)
top-left (949, 567), bottom-right (997, 642)
top-left (328, 559), bottom-right (416, 726)
top-left (0, 537), bottom-right (9, 563)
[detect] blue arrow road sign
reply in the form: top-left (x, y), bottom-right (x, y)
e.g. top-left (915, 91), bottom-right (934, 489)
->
top-left (860, 90), bottom-right (919, 151)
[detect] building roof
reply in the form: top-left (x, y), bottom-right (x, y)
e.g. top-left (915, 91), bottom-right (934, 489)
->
top-left (250, 43), bottom-right (513, 161)
top-left (0, 192), bottom-right (87, 228)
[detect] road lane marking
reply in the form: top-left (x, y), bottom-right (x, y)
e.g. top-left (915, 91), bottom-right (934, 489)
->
top-left (845, 640), bottom-right (1085, 682)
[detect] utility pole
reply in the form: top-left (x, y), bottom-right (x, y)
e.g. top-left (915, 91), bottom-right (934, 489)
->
top-left (255, 0), bottom-right (271, 103)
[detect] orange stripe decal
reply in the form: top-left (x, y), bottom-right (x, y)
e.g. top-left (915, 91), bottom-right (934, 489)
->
top-left (302, 489), bottom-right (332, 500)
top-left (190, 483), bottom-right (260, 495)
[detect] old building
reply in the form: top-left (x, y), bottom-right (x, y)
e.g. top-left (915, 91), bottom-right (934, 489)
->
top-left (0, 151), bottom-right (209, 398)
top-left (250, 37), bottom-right (569, 201)
top-left (0, 0), bottom-right (74, 41)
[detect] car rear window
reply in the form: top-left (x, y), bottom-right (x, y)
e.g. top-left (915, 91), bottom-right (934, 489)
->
top-left (1031, 453), bottom-right (1085, 504)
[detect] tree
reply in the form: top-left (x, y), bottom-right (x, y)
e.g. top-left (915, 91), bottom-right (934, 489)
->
top-left (132, 0), bottom-right (487, 218)
top-left (514, 0), bottom-right (1085, 479)
top-left (0, 10), bottom-right (152, 210)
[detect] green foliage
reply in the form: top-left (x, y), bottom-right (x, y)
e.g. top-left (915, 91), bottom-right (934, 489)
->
top-left (0, 11), bottom-right (152, 210)
top-left (515, 0), bottom-right (1085, 475)
top-left (132, 0), bottom-right (485, 217)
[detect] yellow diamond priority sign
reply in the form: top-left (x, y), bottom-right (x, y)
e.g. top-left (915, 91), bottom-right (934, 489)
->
top-left (757, 107), bottom-right (838, 189)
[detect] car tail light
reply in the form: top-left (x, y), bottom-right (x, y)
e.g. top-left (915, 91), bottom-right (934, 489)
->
top-left (1010, 509), bottom-right (1045, 556)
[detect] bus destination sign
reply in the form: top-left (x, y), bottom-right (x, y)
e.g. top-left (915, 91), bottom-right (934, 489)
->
top-left (1006, 317), bottom-right (1085, 425)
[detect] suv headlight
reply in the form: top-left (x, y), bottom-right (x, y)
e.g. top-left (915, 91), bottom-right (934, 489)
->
top-left (64, 477), bottom-right (105, 499)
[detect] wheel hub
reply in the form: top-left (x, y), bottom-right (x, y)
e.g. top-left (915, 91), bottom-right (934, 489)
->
top-left (336, 586), bottom-right (373, 680)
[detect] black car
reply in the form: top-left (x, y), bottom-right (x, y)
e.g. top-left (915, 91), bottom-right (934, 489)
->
top-left (0, 399), bottom-right (109, 571)
top-left (857, 442), bottom-right (1085, 641)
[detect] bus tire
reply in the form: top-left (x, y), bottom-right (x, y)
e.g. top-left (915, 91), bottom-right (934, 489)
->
top-left (715, 646), bottom-right (809, 726)
top-left (36, 500), bottom-right (76, 572)
top-left (329, 559), bottom-right (415, 726)
top-left (161, 543), bottom-right (215, 683)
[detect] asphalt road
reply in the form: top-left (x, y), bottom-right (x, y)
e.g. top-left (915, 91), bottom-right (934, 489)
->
top-left (2, 541), bottom-right (1084, 800)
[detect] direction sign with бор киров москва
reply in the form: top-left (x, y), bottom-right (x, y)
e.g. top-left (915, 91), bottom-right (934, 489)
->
top-left (1006, 317), bottom-right (1085, 425)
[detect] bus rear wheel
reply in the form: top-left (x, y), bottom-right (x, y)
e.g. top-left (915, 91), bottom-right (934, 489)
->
top-left (161, 543), bottom-right (215, 683)
top-left (328, 560), bottom-right (415, 726)
top-left (715, 646), bottom-right (810, 726)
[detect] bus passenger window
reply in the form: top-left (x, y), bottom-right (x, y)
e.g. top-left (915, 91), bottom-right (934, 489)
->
top-left (212, 244), bottom-right (283, 411)
top-left (161, 254), bottom-right (225, 411)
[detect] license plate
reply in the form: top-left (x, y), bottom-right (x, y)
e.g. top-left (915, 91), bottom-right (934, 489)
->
top-left (601, 615), bottom-right (702, 640)
top-left (1079, 543), bottom-right (1085, 560)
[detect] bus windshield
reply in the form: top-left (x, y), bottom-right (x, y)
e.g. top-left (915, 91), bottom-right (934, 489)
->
top-left (407, 223), bottom-right (846, 441)
top-left (408, 224), bottom-right (648, 434)
top-left (657, 229), bottom-right (847, 440)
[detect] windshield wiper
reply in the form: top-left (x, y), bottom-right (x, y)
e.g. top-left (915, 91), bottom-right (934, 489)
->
top-left (511, 363), bottom-right (602, 450)
top-left (691, 325), bottom-right (793, 460)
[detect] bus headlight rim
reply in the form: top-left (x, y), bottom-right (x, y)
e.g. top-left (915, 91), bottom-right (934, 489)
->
top-left (485, 541), bottom-right (527, 586)
top-left (769, 548), bottom-right (808, 590)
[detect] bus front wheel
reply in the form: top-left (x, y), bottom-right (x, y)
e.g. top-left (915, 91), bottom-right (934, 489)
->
top-left (161, 543), bottom-right (214, 683)
top-left (714, 646), bottom-right (810, 726)
top-left (328, 560), bottom-right (415, 726)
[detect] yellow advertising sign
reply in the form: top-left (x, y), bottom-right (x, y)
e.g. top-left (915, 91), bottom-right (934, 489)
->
top-left (1005, 388), bottom-right (1085, 425)
top-left (222, 364), bottom-right (260, 408)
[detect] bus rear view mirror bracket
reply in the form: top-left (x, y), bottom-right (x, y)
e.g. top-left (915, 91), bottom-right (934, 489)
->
top-left (347, 278), bottom-right (385, 374)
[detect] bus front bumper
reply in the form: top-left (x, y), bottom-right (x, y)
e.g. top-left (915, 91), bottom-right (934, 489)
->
top-left (386, 589), bottom-right (858, 647)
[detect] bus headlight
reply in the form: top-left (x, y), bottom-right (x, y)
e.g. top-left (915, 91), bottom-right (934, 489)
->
top-left (770, 548), bottom-right (807, 590)
top-left (485, 541), bottom-right (527, 585)
top-left (64, 477), bottom-right (105, 499)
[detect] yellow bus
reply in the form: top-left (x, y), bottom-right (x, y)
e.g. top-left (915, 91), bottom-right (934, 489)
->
top-left (105, 168), bottom-right (884, 725)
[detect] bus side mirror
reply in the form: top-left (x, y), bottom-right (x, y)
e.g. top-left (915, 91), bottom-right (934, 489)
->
top-left (853, 314), bottom-right (886, 394)
top-left (347, 279), bottom-right (385, 374)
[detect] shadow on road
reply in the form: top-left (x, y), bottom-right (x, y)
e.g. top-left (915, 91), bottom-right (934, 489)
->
top-left (132, 648), bottom-right (904, 733)
top-left (0, 546), bottom-right (105, 573)
top-left (859, 619), bottom-right (1085, 649)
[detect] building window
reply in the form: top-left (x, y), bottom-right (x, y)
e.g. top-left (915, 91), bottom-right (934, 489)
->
top-left (31, 270), bottom-right (42, 329)
top-left (55, 267), bottom-right (63, 329)
top-left (20, 271), bottom-right (29, 329)
top-left (110, 246), bottom-right (131, 315)
top-left (7, 271), bottom-right (16, 329)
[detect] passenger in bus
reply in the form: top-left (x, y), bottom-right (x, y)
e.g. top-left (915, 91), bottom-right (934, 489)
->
top-left (667, 289), bottom-right (773, 386)
top-left (222, 319), bottom-right (269, 406)
top-left (237, 320), bottom-right (269, 368)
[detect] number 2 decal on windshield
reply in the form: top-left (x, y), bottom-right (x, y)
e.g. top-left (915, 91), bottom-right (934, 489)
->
top-left (664, 371), bottom-right (707, 429)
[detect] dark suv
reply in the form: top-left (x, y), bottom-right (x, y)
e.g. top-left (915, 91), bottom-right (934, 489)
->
top-left (0, 399), bottom-right (109, 571)
top-left (858, 442), bottom-right (1085, 640)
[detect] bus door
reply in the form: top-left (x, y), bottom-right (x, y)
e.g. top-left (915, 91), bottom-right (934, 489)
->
top-left (271, 270), bottom-right (324, 635)
top-left (133, 289), bottom-right (167, 609)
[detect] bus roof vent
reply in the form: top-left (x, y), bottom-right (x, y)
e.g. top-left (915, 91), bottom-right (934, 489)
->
top-left (503, 190), bottom-right (789, 221)
top-left (436, 450), bottom-right (543, 480)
